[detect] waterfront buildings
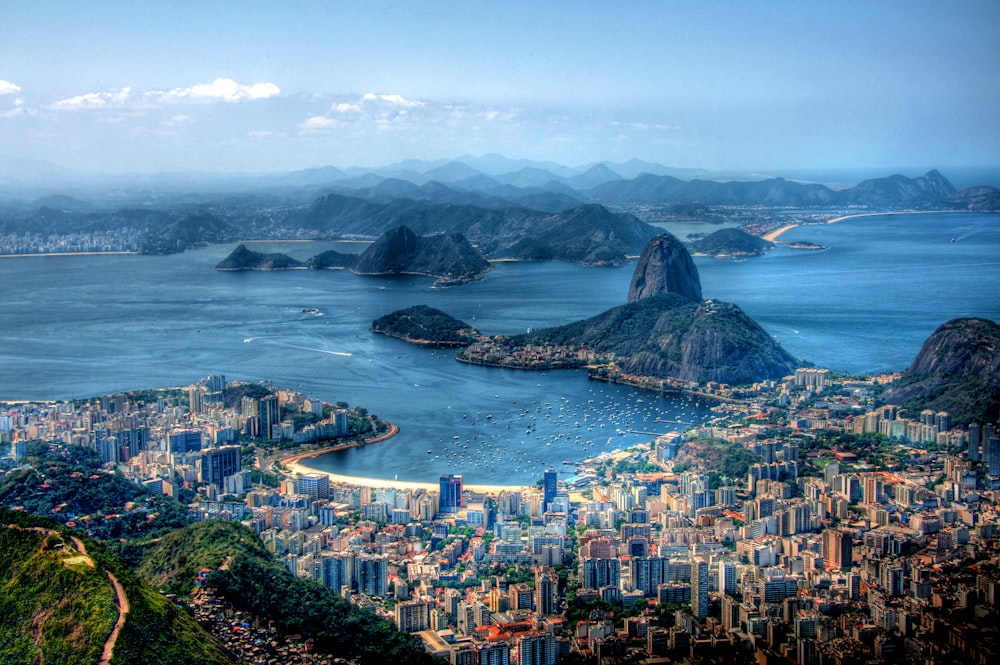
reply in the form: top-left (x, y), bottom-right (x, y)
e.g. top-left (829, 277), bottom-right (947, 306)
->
top-left (3, 370), bottom-right (1000, 663)
top-left (439, 473), bottom-right (463, 514)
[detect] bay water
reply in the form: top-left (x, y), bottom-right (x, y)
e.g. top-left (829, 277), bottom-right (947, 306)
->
top-left (1, 212), bottom-right (997, 484)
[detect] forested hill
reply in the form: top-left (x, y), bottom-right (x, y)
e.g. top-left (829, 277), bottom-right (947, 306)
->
top-left (882, 317), bottom-right (1000, 425)
top-left (0, 508), bottom-right (236, 665)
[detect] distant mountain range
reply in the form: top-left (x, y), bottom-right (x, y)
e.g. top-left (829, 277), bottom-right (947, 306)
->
top-left (1, 158), bottom-right (997, 262)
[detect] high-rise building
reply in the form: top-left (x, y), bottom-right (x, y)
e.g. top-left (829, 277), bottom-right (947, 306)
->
top-left (719, 560), bottom-right (737, 596)
top-left (395, 599), bottom-right (431, 632)
top-left (297, 473), bottom-right (330, 500)
top-left (478, 642), bottom-right (511, 665)
top-left (518, 632), bottom-right (558, 665)
top-left (691, 558), bottom-right (709, 619)
top-left (205, 374), bottom-right (226, 393)
top-left (985, 427), bottom-right (1000, 476)
top-left (822, 528), bottom-right (853, 570)
top-left (439, 474), bottom-right (463, 513)
top-left (320, 551), bottom-right (354, 594)
top-left (259, 395), bottom-right (280, 440)
top-left (543, 468), bottom-right (557, 510)
top-left (582, 558), bottom-right (621, 590)
top-left (169, 429), bottom-right (203, 454)
top-left (355, 553), bottom-right (389, 597)
top-left (187, 385), bottom-right (204, 414)
top-left (200, 445), bottom-right (241, 487)
top-left (969, 423), bottom-right (980, 462)
top-left (535, 568), bottom-right (559, 616)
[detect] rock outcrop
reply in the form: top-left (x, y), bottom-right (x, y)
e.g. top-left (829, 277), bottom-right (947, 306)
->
top-left (614, 298), bottom-right (798, 385)
top-left (215, 244), bottom-right (302, 270)
top-left (627, 234), bottom-right (703, 304)
top-left (882, 318), bottom-right (1000, 425)
top-left (351, 225), bottom-right (491, 286)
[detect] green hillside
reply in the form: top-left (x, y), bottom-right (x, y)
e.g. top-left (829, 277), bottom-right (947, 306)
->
top-left (0, 508), bottom-right (236, 665)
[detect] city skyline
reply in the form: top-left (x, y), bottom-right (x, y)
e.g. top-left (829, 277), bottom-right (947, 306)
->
top-left (2, 1), bottom-right (999, 176)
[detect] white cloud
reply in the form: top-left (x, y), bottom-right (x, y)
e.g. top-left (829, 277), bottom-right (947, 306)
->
top-left (53, 87), bottom-right (133, 110)
top-left (376, 93), bottom-right (423, 108)
top-left (164, 78), bottom-right (280, 103)
top-left (52, 78), bottom-right (279, 111)
top-left (331, 92), bottom-right (424, 114)
top-left (300, 115), bottom-right (342, 131)
top-left (0, 80), bottom-right (20, 95)
top-left (332, 101), bottom-right (362, 113)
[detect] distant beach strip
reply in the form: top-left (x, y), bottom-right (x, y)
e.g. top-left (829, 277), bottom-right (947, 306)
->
top-left (762, 209), bottom-right (970, 242)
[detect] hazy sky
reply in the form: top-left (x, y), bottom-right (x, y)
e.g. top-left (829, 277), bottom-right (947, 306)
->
top-left (2, 1), bottom-right (998, 174)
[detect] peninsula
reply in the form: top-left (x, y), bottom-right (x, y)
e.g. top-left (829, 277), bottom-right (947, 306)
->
top-left (377, 232), bottom-right (798, 386)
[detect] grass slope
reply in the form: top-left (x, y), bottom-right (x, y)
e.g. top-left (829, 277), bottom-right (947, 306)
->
top-left (0, 508), bottom-right (236, 665)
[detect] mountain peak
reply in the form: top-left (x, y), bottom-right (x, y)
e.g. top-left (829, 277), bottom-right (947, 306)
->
top-left (627, 234), bottom-right (703, 304)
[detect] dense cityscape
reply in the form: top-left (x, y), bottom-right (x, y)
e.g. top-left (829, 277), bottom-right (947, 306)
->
top-left (3, 367), bottom-right (998, 664)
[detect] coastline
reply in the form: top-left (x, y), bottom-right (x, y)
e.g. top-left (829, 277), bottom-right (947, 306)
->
top-left (761, 209), bottom-right (967, 242)
top-left (276, 423), bottom-right (530, 494)
top-left (0, 251), bottom-right (138, 258)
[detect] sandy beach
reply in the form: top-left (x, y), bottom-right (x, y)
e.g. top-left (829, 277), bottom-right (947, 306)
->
top-left (276, 425), bottom-right (530, 494)
top-left (761, 210), bottom-right (958, 242)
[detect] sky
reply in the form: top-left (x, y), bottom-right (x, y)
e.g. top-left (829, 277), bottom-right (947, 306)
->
top-left (1, 1), bottom-right (999, 176)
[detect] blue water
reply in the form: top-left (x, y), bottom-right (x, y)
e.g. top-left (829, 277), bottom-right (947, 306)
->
top-left (694, 212), bottom-right (1000, 374)
top-left (1, 212), bottom-right (997, 483)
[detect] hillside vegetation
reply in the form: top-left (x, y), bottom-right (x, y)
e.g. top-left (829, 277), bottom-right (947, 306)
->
top-left (134, 521), bottom-right (438, 665)
top-left (0, 508), bottom-right (236, 665)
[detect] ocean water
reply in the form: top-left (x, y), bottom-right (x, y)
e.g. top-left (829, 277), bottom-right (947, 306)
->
top-left (695, 212), bottom-right (1000, 374)
top-left (1, 212), bottom-right (997, 483)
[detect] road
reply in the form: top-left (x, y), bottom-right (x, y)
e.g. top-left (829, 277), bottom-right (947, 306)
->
top-left (71, 536), bottom-right (129, 665)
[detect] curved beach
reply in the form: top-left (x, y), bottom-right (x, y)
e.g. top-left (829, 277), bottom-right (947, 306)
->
top-left (277, 423), bottom-right (529, 494)
top-left (762, 210), bottom-right (959, 242)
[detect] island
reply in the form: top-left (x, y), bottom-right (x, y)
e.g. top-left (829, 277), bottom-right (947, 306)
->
top-left (214, 243), bottom-right (303, 270)
top-left (687, 227), bottom-right (775, 258)
top-left (215, 225), bottom-right (492, 287)
top-left (371, 304), bottom-right (482, 347)
top-left (351, 225), bottom-right (491, 287)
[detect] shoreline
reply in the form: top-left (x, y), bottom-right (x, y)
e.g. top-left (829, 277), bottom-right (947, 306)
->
top-left (761, 209), bottom-right (969, 242)
top-left (276, 423), bottom-right (530, 494)
top-left (0, 251), bottom-right (138, 258)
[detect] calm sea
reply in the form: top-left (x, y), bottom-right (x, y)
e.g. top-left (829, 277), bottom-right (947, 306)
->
top-left (1, 211), bottom-right (997, 483)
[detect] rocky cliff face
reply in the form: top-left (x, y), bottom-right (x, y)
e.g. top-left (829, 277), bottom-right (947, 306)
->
top-left (352, 226), bottom-right (420, 274)
top-left (627, 233), bottom-right (703, 303)
top-left (616, 299), bottom-right (798, 385)
top-left (882, 317), bottom-right (1000, 425)
top-left (352, 225), bottom-right (491, 286)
